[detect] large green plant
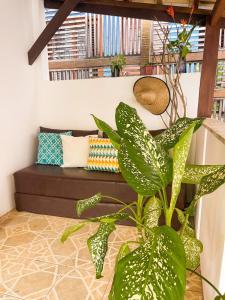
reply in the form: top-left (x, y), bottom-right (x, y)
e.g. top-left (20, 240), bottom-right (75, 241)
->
top-left (61, 102), bottom-right (225, 299)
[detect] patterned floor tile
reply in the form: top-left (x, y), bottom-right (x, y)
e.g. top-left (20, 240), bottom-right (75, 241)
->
top-left (185, 290), bottom-right (203, 299)
top-left (0, 253), bottom-right (60, 300)
top-left (0, 211), bottom-right (204, 300)
top-left (0, 295), bottom-right (24, 300)
top-left (187, 271), bottom-right (203, 293)
top-left (46, 268), bottom-right (110, 300)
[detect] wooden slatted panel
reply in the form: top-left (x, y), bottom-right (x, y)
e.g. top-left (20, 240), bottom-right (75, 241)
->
top-left (45, 9), bottom-right (141, 60)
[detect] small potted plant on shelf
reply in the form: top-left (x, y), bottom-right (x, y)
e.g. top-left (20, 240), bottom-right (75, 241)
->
top-left (111, 54), bottom-right (126, 77)
top-left (61, 102), bottom-right (225, 300)
top-left (140, 63), bottom-right (156, 75)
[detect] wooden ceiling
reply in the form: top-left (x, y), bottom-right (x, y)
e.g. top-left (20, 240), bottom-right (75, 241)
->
top-left (28, 0), bottom-right (225, 65)
top-left (44, 0), bottom-right (225, 23)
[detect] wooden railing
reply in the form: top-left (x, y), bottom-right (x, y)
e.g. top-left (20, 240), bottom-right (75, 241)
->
top-left (49, 65), bottom-right (140, 80)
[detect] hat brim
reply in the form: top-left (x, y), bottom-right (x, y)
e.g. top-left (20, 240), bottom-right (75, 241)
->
top-left (133, 76), bottom-right (170, 115)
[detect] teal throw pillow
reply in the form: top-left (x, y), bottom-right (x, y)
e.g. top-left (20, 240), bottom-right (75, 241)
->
top-left (37, 131), bottom-right (72, 166)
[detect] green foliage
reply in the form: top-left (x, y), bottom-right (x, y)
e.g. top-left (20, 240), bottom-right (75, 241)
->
top-left (89, 212), bottom-right (129, 223)
top-left (187, 166), bottom-right (225, 214)
top-left (155, 117), bottom-right (203, 150)
top-left (182, 164), bottom-right (223, 184)
top-left (180, 232), bottom-right (203, 270)
top-left (92, 115), bottom-right (121, 149)
top-left (116, 102), bottom-right (172, 196)
top-left (60, 222), bottom-right (87, 243)
top-left (88, 222), bottom-right (116, 279)
top-left (215, 294), bottom-right (225, 300)
top-left (76, 193), bottom-right (102, 217)
top-left (115, 243), bottom-right (131, 271)
top-left (167, 124), bottom-right (195, 225)
top-left (167, 25), bottom-right (196, 59)
top-left (111, 54), bottom-right (126, 71)
top-left (61, 102), bottom-right (225, 299)
top-left (144, 196), bottom-right (162, 236)
top-left (109, 226), bottom-right (186, 300)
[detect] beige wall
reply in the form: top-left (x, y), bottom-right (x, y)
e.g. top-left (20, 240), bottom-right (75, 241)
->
top-left (195, 126), bottom-right (225, 299)
top-left (37, 73), bottom-right (200, 131)
top-left (0, 0), bottom-right (46, 215)
top-left (0, 1), bottom-right (201, 218)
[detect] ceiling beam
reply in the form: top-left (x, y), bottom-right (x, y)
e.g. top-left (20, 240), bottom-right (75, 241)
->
top-left (28, 0), bottom-right (80, 65)
top-left (193, 0), bottom-right (200, 10)
top-left (211, 0), bottom-right (225, 26)
top-left (44, 0), bottom-right (208, 25)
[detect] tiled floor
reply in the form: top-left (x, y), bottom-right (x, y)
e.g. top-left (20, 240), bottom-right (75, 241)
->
top-left (0, 210), bottom-right (203, 300)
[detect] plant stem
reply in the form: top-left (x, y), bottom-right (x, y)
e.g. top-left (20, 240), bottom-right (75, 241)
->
top-left (160, 188), bottom-right (172, 227)
top-left (187, 268), bottom-right (223, 297)
top-left (102, 195), bottom-right (137, 217)
top-left (180, 213), bottom-right (189, 237)
top-left (137, 194), bottom-right (144, 242)
top-left (117, 202), bottom-right (137, 218)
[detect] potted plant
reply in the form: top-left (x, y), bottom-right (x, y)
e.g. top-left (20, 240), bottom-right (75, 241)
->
top-left (111, 54), bottom-right (126, 77)
top-left (140, 63), bottom-right (156, 75)
top-left (61, 102), bottom-right (225, 299)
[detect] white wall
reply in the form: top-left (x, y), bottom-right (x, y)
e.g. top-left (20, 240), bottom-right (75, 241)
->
top-left (0, 0), bottom-right (200, 217)
top-left (37, 73), bottom-right (200, 131)
top-left (0, 0), bottom-right (46, 215)
top-left (195, 125), bottom-right (225, 299)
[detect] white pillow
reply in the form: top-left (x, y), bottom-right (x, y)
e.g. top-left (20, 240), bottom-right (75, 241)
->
top-left (61, 135), bottom-right (90, 168)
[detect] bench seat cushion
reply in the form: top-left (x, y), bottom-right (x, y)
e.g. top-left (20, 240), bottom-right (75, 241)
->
top-left (14, 165), bottom-right (137, 204)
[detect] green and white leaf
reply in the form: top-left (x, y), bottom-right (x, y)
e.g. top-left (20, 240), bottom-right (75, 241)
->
top-left (168, 124), bottom-right (195, 223)
top-left (182, 164), bottom-right (223, 184)
top-left (92, 115), bottom-right (121, 149)
top-left (61, 222), bottom-right (87, 243)
top-left (118, 142), bottom-right (164, 196)
top-left (89, 212), bottom-right (129, 223)
top-left (116, 102), bottom-right (172, 196)
top-left (76, 193), bottom-right (102, 217)
top-left (175, 208), bottom-right (186, 225)
top-left (187, 166), bottom-right (225, 214)
top-left (215, 294), bottom-right (225, 299)
top-left (180, 233), bottom-right (203, 270)
top-left (115, 243), bottom-right (131, 270)
top-left (87, 222), bottom-right (116, 279)
top-left (155, 117), bottom-right (203, 150)
top-left (109, 226), bottom-right (186, 300)
top-left (144, 196), bottom-right (162, 237)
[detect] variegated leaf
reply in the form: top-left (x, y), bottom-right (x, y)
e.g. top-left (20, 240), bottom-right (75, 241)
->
top-left (182, 164), bottom-right (223, 184)
top-left (215, 294), bottom-right (225, 299)
top-left (118, 142), bottom-right (163, 195)
top-left (144, 196), bottom-right (162, 237)
top-left (180, 233), bottom-right (203, 270)
top-left (116, 102), bottom-right (172, 196)
top-left (175, 208), bottom-right (186, 225)
top-left (109, 226), bottom-right (186, 300)
top-left (89, 212), bottom-right (129, 223)
top-left (87, 222), bottom-right (116, 279)
top-left (61, 222), bottom-right (87, 243)
top-left (168, 124), bottom-right (195, 224)
top-left (187, 166), bottom-right (225, 214)
top-left (115, 243), bottom-right (131, 269)
top-left (92, 115), bottom-right (121, 149)
top-left (155, 117), bottom-right (203, 150)
top-left (76, 193), bottom-right (102, 217)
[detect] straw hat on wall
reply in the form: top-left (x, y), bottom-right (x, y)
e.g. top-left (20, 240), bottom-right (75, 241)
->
top-left (133, 76), bottom-right (170, 115)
